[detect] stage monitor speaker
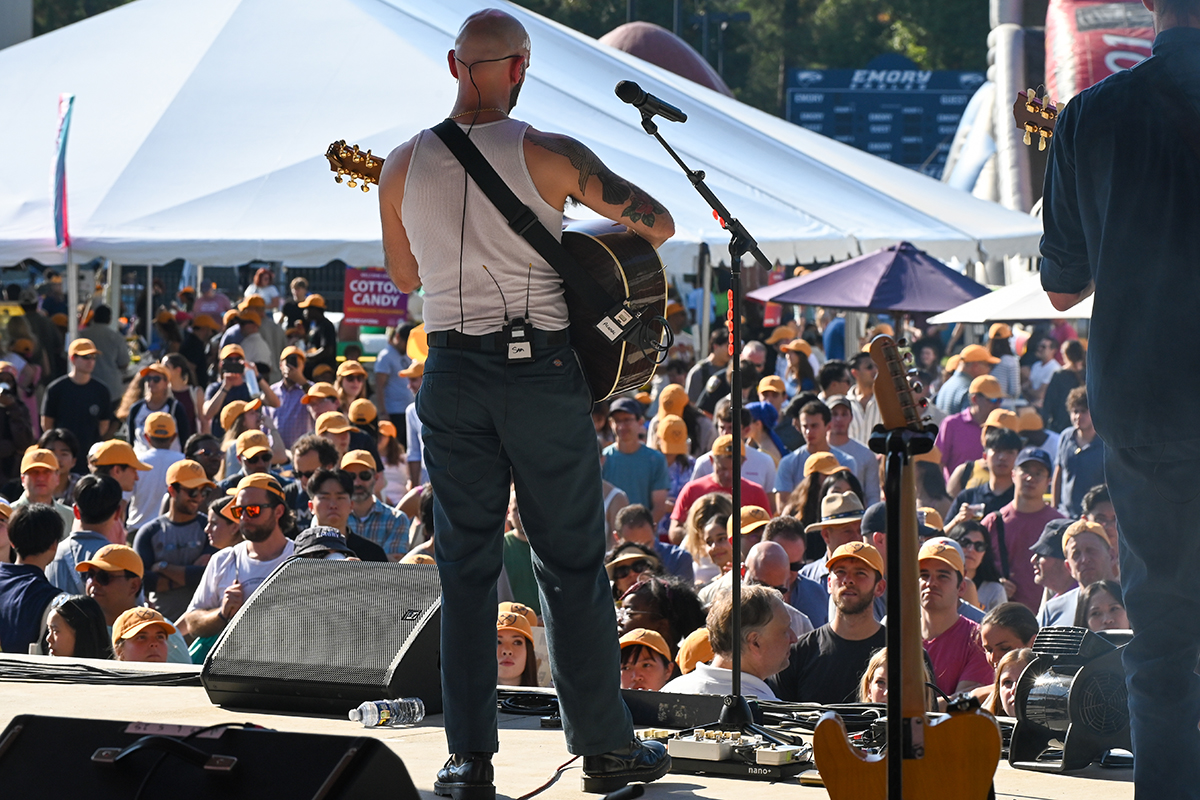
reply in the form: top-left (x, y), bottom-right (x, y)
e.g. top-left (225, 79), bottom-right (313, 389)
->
top-left (0, 715), bottom-right (419, 799)
top-left (202, 560), bottom-right (442, 715)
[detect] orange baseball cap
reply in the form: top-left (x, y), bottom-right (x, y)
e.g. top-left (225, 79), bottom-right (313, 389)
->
top-left (219, 398), bottom-right (262, 432)
top-left (10, 338), bottom-right (34, 357)
top-left (227, 472), bottom-right (287, 502)
top-left (235, 430), bottom-right (272, 460)
top-left (782, 338), bottom-right (812, 356)
top-left (219, 344), bottom-right (246, 360)
top-left (918, 540), bottom-right (965, 574)
top-left (406, 324), bottom-right (428, 362)
top-left (620, 628), bottom-right (672, 662)
top-left (676, 627), bottom-right (714, 674)
top-left (349, 398), bottom-right (378, 425)
top-left (77, 544), bottom-right (144, 577)
top-left (1062, 519), bottom-right (1112, 551)
top-left (139, 363), bottom-right (170, 381)
top-left (727, 505), bottom-right (771, 537)
top-left (144, 411), bottom-right (177, 439)
top-left (166, 459), bottom-right (215, 489)
top-left (765, 324), bottom-right (797, 345)
top-left (378, 420), bottom-right (398, 439)
top-left (315, 411), bottom-right (355, 436)
top-left (988, 323), bottom-right (1013, 340)
top-left (804, 451), bottom-right (842, 477)
top-left (757, 375), bottom-right (786, 395)
top-left (337, 360), bottom-right (367, 378)
top-left (20, 448), bottom-right (59, 475)
top-left (191, 313), bottom-right (220, 332)
top-left (399, 362), bottom-right (424, 379)
top-left (90, 441), bottom-right (151, 470)
top-left (281, 345), bottom-right (306, 362)
top-left (657, 384), bottom-right (688, 418)
top-left (112, 607), bottom-right (175, 647)
top-left (655, 415), bottom-right (688, 456)
top-left (301, 382), bottom-right (339, 405)
top-left (240, 295), bottom-right (266, 310)
top-left (68, 338), bottom-right (99, 358)
top-left (238, 309), bottom-right (262, 326)
top-left (298, 293), bottom-right (326, 309)
top-left (496, 610), bottom-right (534, 641)
top-left (825, 541), bottom-right (885, 574)
top-left (498, 602), bottom-right (539, 628)
top-left (712, 434), bottom-right (745, 457)
top-left (959, 344), bottom-right (1001, 365)
top-left (969, 375), bottom-right (1004, 400)
top-left (340, 449), bottom-right (376, 472)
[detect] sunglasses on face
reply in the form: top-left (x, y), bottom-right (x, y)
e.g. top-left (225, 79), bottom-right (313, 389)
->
top-left (75, 354), bottom-right (97, 361)
top-left (244, 453), bottom-right (272, 466)
top-left (342, 375), bottom-right (364, 382)
top-left (351, 471), bottom-right (374, 483)
top-left (172, 485), bottom-right (206, 499)
top-left (85, 569), bottom-right (129, 586)
top-left (789, 561), bottom-right (804, 572)
top-left (295, 469), bottom-right (316, 481)
top-left (747, 577), bottom-right (789, 594)
top-left (611, 559), bottom-right (654, 581)
top-left (144, 375), bottom-right (164, 384)
top-left (230, 503), bottom-right (273, 520)
top-left (957, 539), bottom-right (988, 553)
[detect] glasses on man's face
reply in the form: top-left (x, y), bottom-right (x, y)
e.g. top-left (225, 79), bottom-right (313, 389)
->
top-left (351, 470), bottom-right (374, 483)
top-left (611, 559), bottom-right (654, 581)
top-left (144, 375), bottom-right (164, 384)
top-left (244, 453), bottom-right (271, 466)
top-left (75, 354), bottom-right (97, 361)
top-left (172, 484), bottom-right (205, 499)
top-left (789, 560), bottom-right (804, 573)
top-left (957, 539), bottom-right (988, 553)
top-left (747, 577), bottom-right (789, 595)
top-left (295, 469), bottom-right (316, 481)
top-left (85, 569), bottom-right (128, 586)
top-left (342, 375), bottom-right (364, 383)
top-left (230, 504), bottom-right (270, 520)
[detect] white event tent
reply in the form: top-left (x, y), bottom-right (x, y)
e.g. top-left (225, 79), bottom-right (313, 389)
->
top-left (927, 273), bottom-right (1093, 324)
top-left (0, 0), bottom-right (1043, 276)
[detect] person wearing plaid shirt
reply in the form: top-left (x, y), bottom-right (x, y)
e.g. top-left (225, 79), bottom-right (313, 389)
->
top-left (342, 450), bottom-right (409, 560)
top-left (269, 346), bottom-right (313, 450)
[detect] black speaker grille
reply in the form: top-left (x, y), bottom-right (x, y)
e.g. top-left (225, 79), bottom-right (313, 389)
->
top-left (207, 560), bottom-right (441, 688)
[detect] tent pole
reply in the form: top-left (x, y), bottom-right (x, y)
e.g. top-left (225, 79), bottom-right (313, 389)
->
top-left (67, 247), bottom-right (78, 344)
top-left (146, 263), bottom-right (153, 343)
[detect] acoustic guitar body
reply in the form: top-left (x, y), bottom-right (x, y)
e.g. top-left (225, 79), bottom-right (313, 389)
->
top-left (813, 710), bottom-right (1002, 800)
top-left (561, 219), bottom-right (667, 401)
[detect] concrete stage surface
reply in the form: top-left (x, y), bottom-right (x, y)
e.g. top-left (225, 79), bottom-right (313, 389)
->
top-left (0, 656), bottom-right (1131, 799)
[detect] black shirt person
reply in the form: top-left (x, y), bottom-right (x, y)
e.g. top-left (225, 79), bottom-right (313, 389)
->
top-left (41, 338), bottom-right (114, 460)
top-left (1040, 16), bottom-right (1200, 797)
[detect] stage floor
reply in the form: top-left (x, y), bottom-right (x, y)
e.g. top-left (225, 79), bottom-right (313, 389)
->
top-left (0, 656), bottom-right (1131, 799)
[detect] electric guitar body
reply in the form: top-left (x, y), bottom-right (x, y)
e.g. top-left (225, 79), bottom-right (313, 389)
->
top-left (812, 334), bottom-right (1001, 799)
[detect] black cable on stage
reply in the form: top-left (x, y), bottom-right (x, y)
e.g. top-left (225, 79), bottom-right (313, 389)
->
top-left (497, 690), bottom-right (559, 717)
top-left (0, 661), bottom-right (202, 686)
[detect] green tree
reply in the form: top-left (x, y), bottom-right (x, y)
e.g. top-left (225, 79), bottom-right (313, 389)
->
top-left (34, 0), bottom-right (132, 36)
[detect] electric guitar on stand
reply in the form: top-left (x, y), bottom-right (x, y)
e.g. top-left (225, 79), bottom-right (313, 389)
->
top-left (324, 140), bottom-right (667, 401)
top-left (812, 335), bottom-right (1002, 799)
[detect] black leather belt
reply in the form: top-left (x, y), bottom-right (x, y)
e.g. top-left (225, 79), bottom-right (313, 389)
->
top-left (426, 328), bottom-right (571, 352)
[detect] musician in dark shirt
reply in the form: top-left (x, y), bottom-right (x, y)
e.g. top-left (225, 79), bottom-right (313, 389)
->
top-left (1041, 8), bottom-right (1200, 795)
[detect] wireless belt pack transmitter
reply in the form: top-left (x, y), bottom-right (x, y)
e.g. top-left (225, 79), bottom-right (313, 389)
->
top-left (504, 316), bottom-right (534, 362)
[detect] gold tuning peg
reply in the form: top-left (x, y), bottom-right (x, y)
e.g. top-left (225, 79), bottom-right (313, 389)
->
top-left (1023, 130), bottom-right (1032, 146)
top-left (334, 175), bottom-right (343, 184)
top-left (361, 183), bottom-right (370, 193)
top-left (1038, 134), bottom-right (1047, 152)
top-left (347, 179), bottom-right (357, 188)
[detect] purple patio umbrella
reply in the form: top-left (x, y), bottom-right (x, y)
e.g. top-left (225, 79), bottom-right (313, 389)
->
top-left (746, 241), bottom-right (990, 314)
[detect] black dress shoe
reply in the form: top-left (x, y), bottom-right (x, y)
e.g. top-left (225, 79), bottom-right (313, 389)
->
top-left (434, 753), bottom-right (495, 800)
top-left (581, 739), bottom-right (671, 793)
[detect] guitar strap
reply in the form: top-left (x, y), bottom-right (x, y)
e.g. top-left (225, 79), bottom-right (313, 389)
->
top-left (993, 511), bottom-right (1010, 579)
top-left (431, 120), bottom-right (646, 345)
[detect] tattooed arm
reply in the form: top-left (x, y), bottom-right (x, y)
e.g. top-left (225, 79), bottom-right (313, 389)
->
top-left (524, 127), bottom-right (675, 248)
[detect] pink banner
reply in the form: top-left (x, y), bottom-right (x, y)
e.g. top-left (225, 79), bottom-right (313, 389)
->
top-left (342, 267), bottom-right (408, 327)
top-left (1045, 0), bottom-right (1152, 102)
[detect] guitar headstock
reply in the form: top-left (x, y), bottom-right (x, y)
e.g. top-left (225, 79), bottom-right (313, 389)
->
top-left (1012, 89), bottom-right (1058, 151)
top-left (869, 335), bottom-right (925, 432)
top-left (325, 140), bottom-right (384, 192)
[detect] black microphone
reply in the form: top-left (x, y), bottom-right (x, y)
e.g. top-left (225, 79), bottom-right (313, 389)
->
top-left (615, 81), bottom-right (687, 123)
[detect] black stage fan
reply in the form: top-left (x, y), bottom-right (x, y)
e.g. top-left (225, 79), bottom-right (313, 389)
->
top-left (1009, 626), bottom-right (1132, 772)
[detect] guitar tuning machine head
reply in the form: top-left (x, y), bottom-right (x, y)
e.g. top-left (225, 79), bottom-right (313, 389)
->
top-left (334, 174), bottom-right (343, 184)
top-left (360, 183), bottom-right (370, 193)
top-left (911, 382), bottom-right (923, 394)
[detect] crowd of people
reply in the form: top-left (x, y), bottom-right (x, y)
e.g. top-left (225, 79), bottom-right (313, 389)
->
top-left (0, 270), bottom-right (435, 662)
top-left (0, 269), bottom-right (1121, 722)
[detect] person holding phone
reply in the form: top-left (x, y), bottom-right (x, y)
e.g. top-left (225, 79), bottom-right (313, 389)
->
top-left (200, 345), bottom-right (279, 440)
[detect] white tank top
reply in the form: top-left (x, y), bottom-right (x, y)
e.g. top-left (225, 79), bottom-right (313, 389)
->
top-left (403, 118), bottom-right (569, 335)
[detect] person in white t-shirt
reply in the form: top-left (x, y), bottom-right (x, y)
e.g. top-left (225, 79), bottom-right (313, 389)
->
top-left (126, 413), bottom-right (185, 530)
top-left (661, 584), bottom-right (796, 701)
top-left (690, 397), bottom-right (776, 495)
top-left (1026, 337), bottom-right (1062, 409)
top-left (243, 267), bottom-right (282, 310)
top-left (178, 473), bottom-right (294, 639)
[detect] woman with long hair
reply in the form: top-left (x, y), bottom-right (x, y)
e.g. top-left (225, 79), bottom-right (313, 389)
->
top-left (335, 360), bottom-right (371, 411)
top-left (653, 414), bottom-right (695, 537)
top-left (45, 595), bottom-right (113, 659)
top-left (985, 647), bottom-right (1034, 717)
top-left (948, 520), bottom-right (1008, 611)
top-left (377, 420), bottom-right (407, 506)
top-left (161, 353), bottom-right (204, 436)
top-left (680, 492), bottom-right (734, 587)
top-left (1075, 580), bottom-right (1129, 632)
top-left (988, 324), bottom-right (1020, 401)
top-left (119, 364), bottom-right (190, 452)
top-left (496, 606), bottom-right (540, 687)
top-left (243, 267), bottom-right (281, 310)
top-left (781, 339), bottom-right (817, 397)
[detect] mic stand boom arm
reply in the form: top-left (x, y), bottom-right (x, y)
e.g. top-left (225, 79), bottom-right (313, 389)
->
top-left (635, 109), bottom-right (776, 734)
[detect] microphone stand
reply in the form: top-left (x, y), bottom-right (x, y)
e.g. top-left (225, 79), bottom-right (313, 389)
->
top-left (634, 109), bottom-right (782, 743)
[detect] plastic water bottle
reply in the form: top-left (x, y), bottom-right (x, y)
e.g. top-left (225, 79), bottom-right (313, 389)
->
top-left (348, 698), bottom-right (425, 727)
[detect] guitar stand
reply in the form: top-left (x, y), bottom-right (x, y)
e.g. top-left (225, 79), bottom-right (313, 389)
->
top-left (633, 109), bottom-right (777, 750)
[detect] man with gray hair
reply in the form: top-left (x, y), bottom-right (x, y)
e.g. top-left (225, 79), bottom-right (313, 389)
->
top-left (661, 583), bottom-right (797, 700)
top-left (379, 8), bottom-right (673, 797)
